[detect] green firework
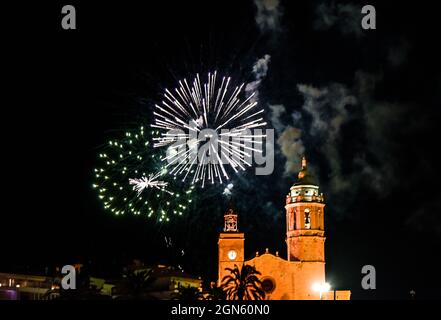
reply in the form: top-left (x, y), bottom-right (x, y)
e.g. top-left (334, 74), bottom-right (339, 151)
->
top-left (93, 125), bottom-right (194, 222)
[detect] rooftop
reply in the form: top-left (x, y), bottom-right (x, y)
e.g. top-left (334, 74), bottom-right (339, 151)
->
top-left (292, 156), bottom-right (318, 186)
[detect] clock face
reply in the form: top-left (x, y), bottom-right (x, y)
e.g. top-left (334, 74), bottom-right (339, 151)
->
top-left (227, 250), bottom-right (237, 260)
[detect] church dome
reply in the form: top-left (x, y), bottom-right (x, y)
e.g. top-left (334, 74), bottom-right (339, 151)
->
top-left (293, 156), bottom-right (318, 186)
top-left (287, 157), bottom-right (324, 204)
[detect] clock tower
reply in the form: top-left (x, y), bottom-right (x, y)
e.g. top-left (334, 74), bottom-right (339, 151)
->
top-left (218, 206), bottom-right (244, 285)
top-left (215, 157), bottom-right (350, 299)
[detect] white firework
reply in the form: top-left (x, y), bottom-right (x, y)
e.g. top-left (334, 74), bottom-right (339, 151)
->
top-left (223, 183), bottom-right (234, 197)
top-left (129, 172), bottom-right (171, 195)
top-left (152, 72), bottom-right (267, 187)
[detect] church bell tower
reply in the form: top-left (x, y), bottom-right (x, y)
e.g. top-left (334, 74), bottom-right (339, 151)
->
top-left (218, 206), bottom-right (244, 285)
top-left (285, 157), bottom-right (326, 262)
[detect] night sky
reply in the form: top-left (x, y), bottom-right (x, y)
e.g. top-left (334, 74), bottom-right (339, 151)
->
top-left (4, 1), bottom-right (441, 300)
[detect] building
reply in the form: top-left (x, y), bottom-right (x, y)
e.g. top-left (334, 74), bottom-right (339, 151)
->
top-left (0, 263), bottom-right (201, 300)
top-left (218, 157), bottom-right (351, 300)
top-left (0, 272), bottom-right (59, 300)
top-left (112, 263), bottom-right (202, 300)
top-left (146, 265), bottom-right (202, 300)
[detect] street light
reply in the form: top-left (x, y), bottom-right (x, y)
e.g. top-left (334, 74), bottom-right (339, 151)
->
top-left (312, 282), bottom-right (331, 300)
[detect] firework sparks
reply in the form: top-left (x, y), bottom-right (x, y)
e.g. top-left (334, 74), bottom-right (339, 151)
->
top-left (222, 183), bottom-right (234, 197)
top-left (152, 72), bottom-right (267, 187)
top-left (129, 172), bottom-right (171, 195)
top-left (93, 125), bottom-right (194, 222)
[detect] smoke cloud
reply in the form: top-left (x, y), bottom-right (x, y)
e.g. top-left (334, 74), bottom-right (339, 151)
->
top-left (254, 0), bottom-right (282, 34)
top-left (314, 2), bottom-right (364, 38)
top-left (246, 54), bottom-right (271, 103)
top-left (268, 104), bottom-right (286, 133)
top-left (277, 126), bottom-right (305, 175)
top-left (272, 70), bottom-right (420, 211)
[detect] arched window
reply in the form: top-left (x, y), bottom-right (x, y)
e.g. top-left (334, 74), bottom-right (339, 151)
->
top-left (304, 209), bottom-right (311, 229)
top-left (293, 210), bottom-right (297, 229)
top-left (288, 210), bottom-right (294, 230)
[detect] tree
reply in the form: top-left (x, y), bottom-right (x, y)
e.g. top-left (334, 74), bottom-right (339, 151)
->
top-left (203, 282), bottom-right (227, 300)
top-left (56, 263), bottom-right (109, 300)
top-left (172, 285), bottom-right (203, 301)
top-left (119, 269), bottom-right (156, 299)
top-left (221, 264), bottom-right (265, 300)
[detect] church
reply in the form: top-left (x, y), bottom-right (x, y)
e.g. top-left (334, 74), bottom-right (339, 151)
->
top-left (218, 157), bottom-right (351, 300)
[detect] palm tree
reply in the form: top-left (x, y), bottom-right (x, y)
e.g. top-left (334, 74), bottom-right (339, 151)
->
top-left (119, 269), bottom-right (156, 299)
top-left (203, 282), bottom-right (227, 300)
top-left (57, 264), bottom-right (109, 300)
top-left (221, 264), bottom-right (265, 300)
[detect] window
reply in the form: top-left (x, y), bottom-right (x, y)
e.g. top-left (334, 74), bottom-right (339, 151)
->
top-left (288, 211), bottom-right (294, 230)
top-left (261, 278), bottom-right (276, 294)
top-left (304, 209), bottom-right (311, 229)
top-left (293, 210), bottom-right (296, 229)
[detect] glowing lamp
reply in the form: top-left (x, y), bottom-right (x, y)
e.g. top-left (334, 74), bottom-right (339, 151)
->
top-left (312, 282), bottom-right (331, 300)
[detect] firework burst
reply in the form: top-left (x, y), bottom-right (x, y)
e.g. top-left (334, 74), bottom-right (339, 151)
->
top-left (152, 72), bottom-right (267, 187)
top-left (129, 173), bottom-right (171, 196)
top-left (93, 125), bottom-right (194, 222)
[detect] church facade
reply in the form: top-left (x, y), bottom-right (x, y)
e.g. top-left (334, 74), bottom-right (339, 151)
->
top-left (218, 157), bottom-right (351, 300)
